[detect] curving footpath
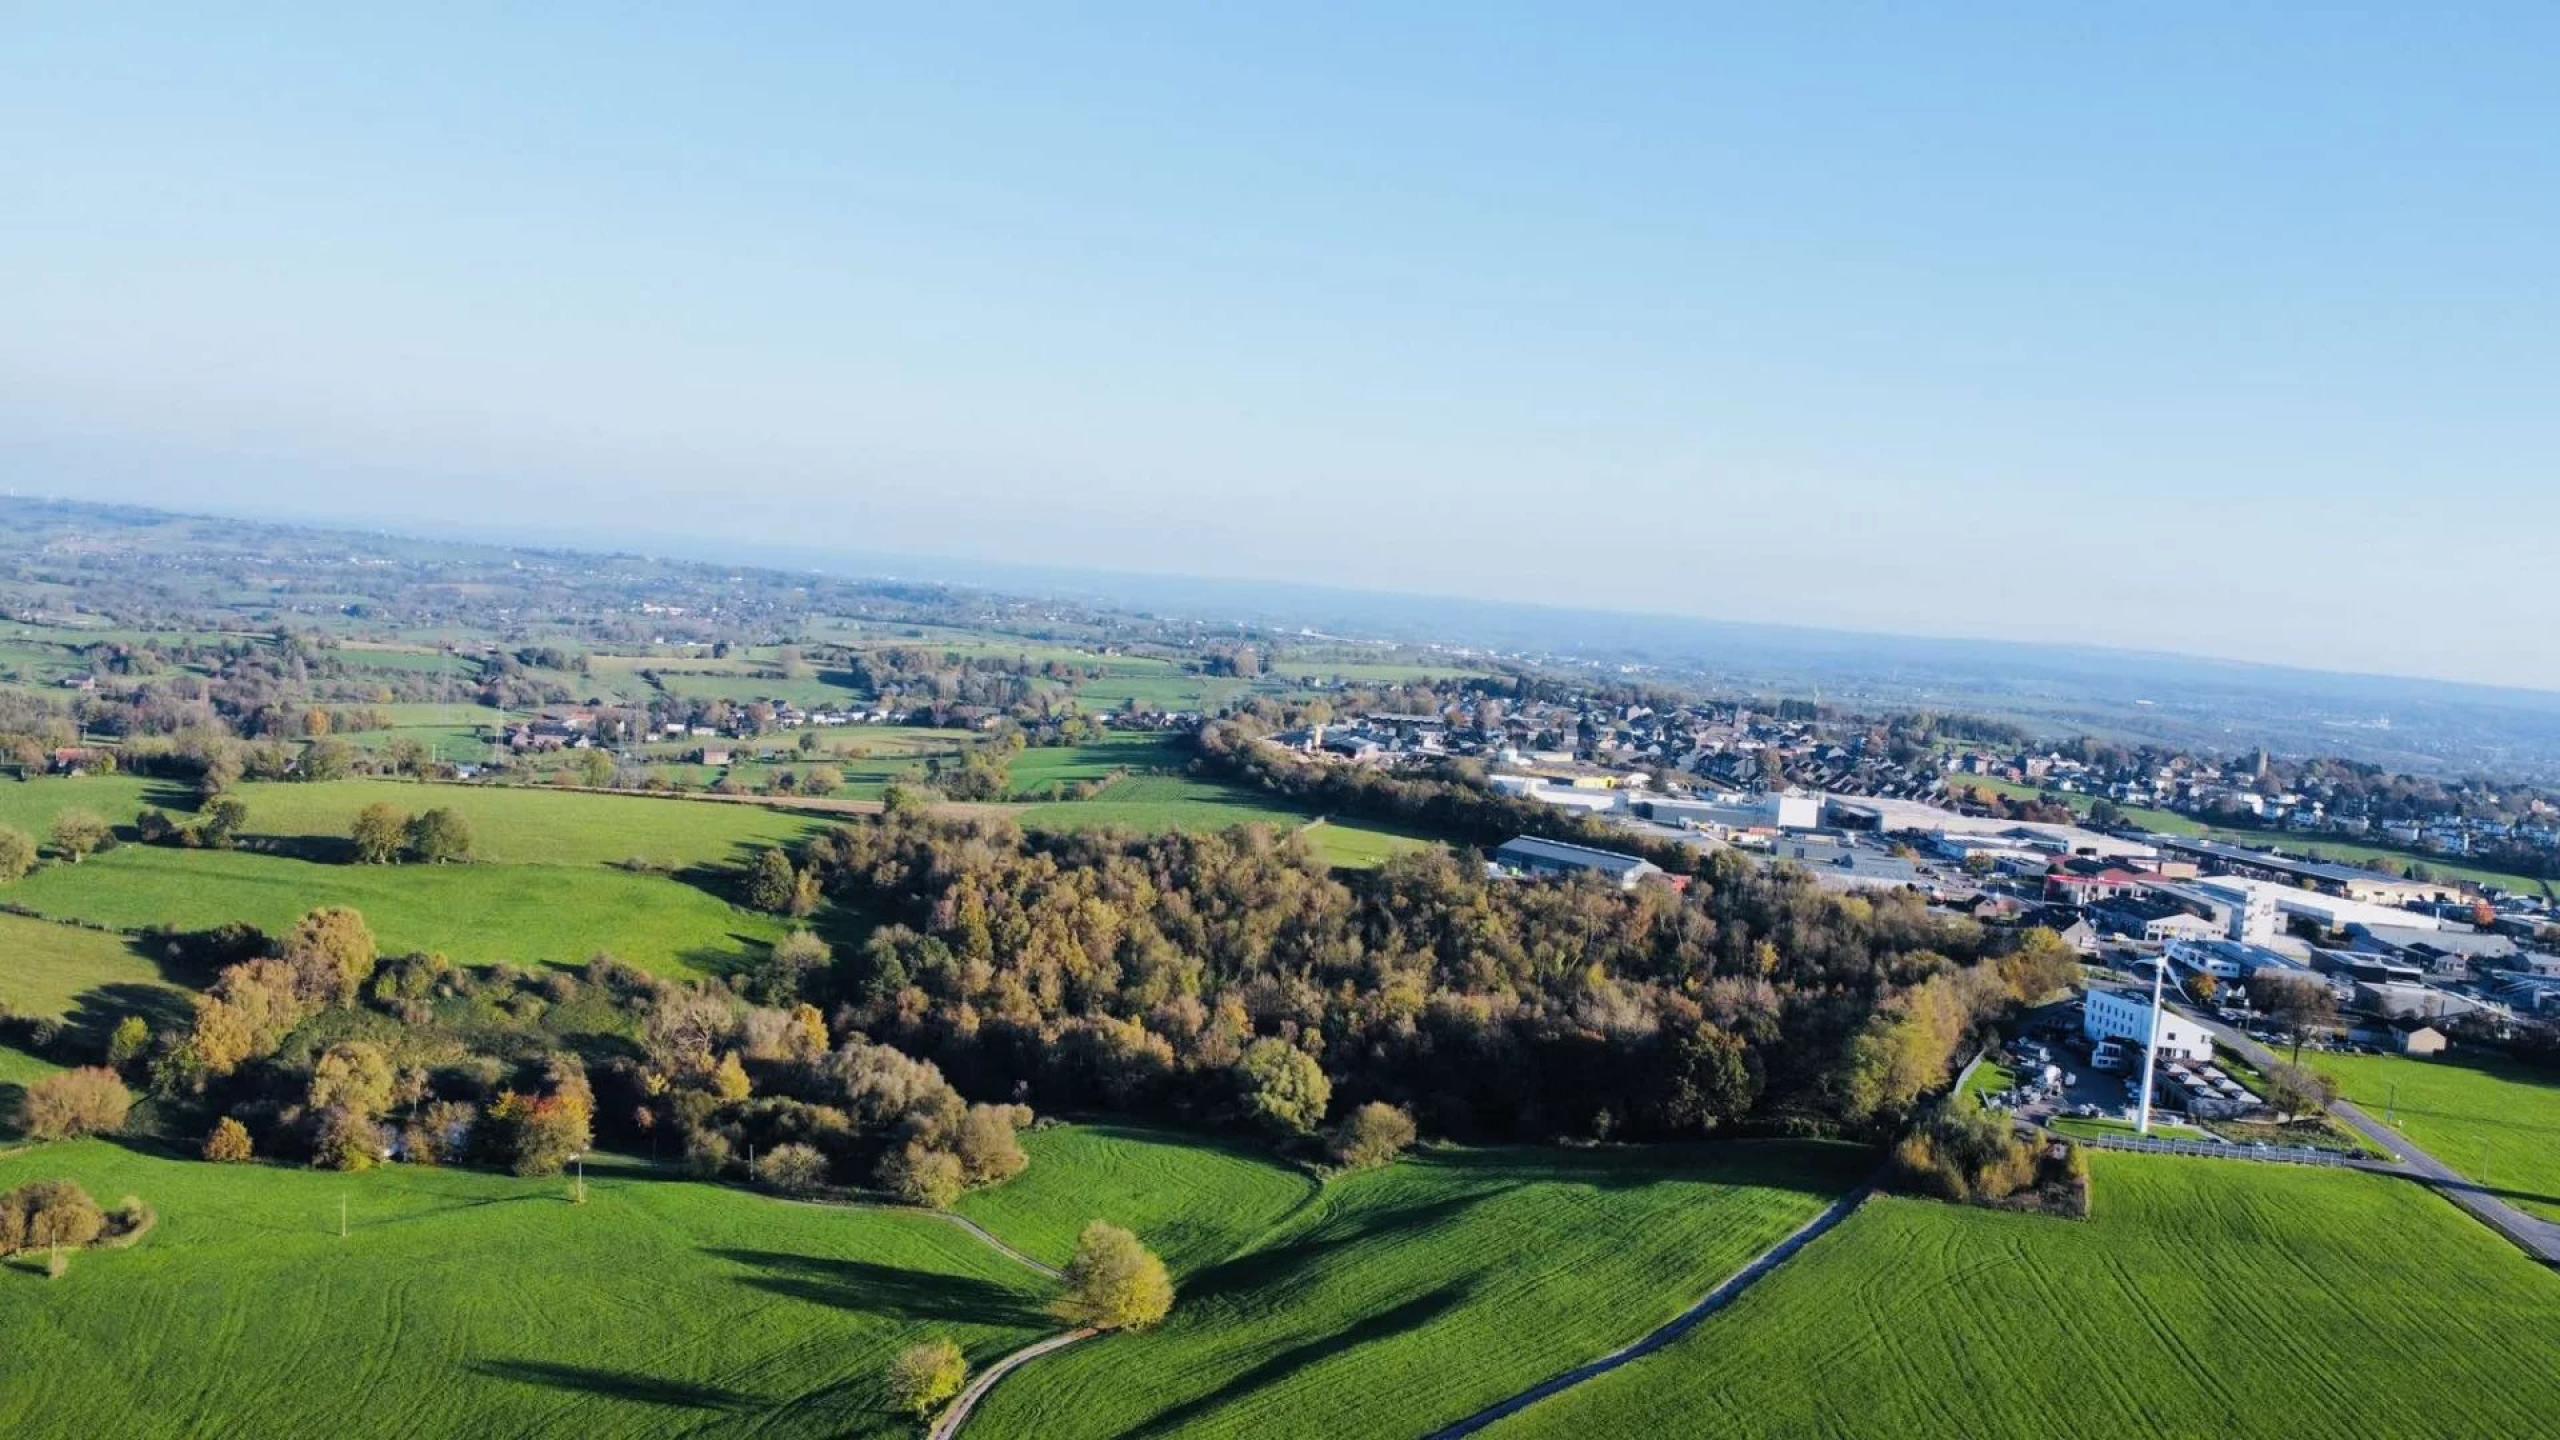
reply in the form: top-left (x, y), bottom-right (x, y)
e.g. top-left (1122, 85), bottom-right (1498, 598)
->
top-left (1425, 1183), bottom-right (1878, 1438)
top-left (928, 1327), bottom-right (1098, 1440)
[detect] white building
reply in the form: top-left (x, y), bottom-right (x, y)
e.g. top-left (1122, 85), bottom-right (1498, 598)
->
top-left (2193, 875), bottom-right (2440, 939)
top-left (2083, 987), bottom-right (2214, 1062)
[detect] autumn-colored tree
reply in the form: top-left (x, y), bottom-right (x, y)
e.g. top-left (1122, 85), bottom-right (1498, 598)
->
top-left (953, 1103), bottom-right (1031, 1187)
top-left (1235, 1038), bottom-right (1330, 1136)
top-left (23, 1067), bottom-right (133, 1140)
top-left (308, 1041), bottom-right (397, 1118)
top-left (1054, 1221), bottom-right (1174, 1331)
top-left (1326, 1102), bottom-right (1417, 1171)
top-left (287, 906), bottom-right (380, 1006)
top-left (349, 802), bottom-right (408, 864)
top-left (202, 1116), bottom-right (255, 1163)
top-left (712, 1050), bottom-right (753, 1102)
top-left (877, 1141), bottom-right (967, 1209)
top-left (887, 1338), bottom-right (967, 1419)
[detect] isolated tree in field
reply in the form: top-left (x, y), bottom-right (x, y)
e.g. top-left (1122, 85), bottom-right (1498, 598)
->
top-left (49, 808), bottom-right (109, 864)
top-left (23, 1067), bottom-right (133, 1140)
top-left (4, 1180), bottom-right (105, 1254)
top-left (2262, 1061), bottom-right (2338, 1123)
top-left (2250, 973), bottom-right (2339, 1063)
top-left (202, 1116), bottom-right (255, 1163)
top-left (800, 763), bottom-right (842, 796)
top-left (1235, 1038), bottom-right (1330, 1136)
top-left (1327, 1101), bottom-right (1417, 1170)
top-left (349, 802), bottom-right (408, 863)
top-left (887, 1338), bottom-right (967, 1419)
top-left (745, 847), bottom-right (798, 912)
top-left (405, 807), bottom-right (472, 863)
top-left (105, 1014), bottom-right (151, 1073)
top-left (1054, 1221), bottom-right (1174, 1331)
top-left (0, 824), bottom-right (35, 883)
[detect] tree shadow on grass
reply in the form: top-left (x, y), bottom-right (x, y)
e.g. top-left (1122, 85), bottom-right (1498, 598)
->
top-left (708, 1248), bottom-right (1050, 1327)
top-left (1124, 1282), bottom-right (1474, 1439)
top-left (0, 1082), bottom-right (27, 1143)
top-left (473, 1359), bottom-right (754, 1411)
top-left (63, 980), bottom-right (195, 1053)
top-left (1180, 1191), bottom-right (1491, 1304)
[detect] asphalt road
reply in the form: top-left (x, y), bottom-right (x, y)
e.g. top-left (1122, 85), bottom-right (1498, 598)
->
top-left (2197, 1014), bottom-right (2560, 1265)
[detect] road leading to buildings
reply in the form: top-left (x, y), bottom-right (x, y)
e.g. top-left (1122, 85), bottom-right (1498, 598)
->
top-left (2198, 1016), bottom-right (2560, 1265)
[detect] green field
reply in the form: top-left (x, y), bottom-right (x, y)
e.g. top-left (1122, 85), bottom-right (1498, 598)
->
top-left (230, 780), bottom-right (820, 868)
top-left (0, 1141), bottom-right (1053, 1440)
top-left (1003, 735), bottom-right (1190, 799)
top-left (654, 672), bottom-right (870, 709)
top-left (1297, 818), bottom-right (1438, 868)
top-left (2317, 1050), bottom-right (2560, 1222)
top-left (956, 1124), bottom-right (1318, 1275)
top-left (1012, 774), bottom-right (1319, 838)
top-left (967, 1136), bottom-right (1870, 1440)
top-left (8, 844), bottom-right (787, 978)
top-left (0, 912), bottom-right (192, 1031)
top-left (1490, 1155), bottom-right (2560, 1440)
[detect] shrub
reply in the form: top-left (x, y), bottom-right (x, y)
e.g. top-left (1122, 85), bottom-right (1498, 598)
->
top-left (23, 1066), bottom-right (133, 1140)
top-left (877, 1141), bottom-right (967, 1209)
top-left (1054, 1220), bottom-right (1174, 1331)
top-left (888, 1337), bottom-right (968, 1419)
top-left (5, 1179), bottom-right (106, 1253)
top-left (104, 1014), bottom-right (152, 1071)
top-left (1327, 1102), bottom-right (1417, 1171)
top-left (0, 824), bottom-right (36, 883)
top-left (953, 1103), bottom-right (1032, 1187)
top-left (203, 1116), bottom-right (255, 1163)
top-left (753, 1141), bottom-right (828, 1195)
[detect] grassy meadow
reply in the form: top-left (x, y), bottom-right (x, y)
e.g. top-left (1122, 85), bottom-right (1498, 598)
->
top-left (2317, 1050), bottom-right (2560, 1222)
top-left (965, 1134), bottom-right (1871, 1440)
top-left (0, 1141), bottom-right (1055, 1440)
top-left (1487, 1155), bottom-right (2560, 1440)
top-left (8, 844), bottom-right (788, 978)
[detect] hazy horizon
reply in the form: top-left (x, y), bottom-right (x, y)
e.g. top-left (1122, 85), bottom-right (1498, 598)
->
top-left (8, 9), bottom-right (2556, 686)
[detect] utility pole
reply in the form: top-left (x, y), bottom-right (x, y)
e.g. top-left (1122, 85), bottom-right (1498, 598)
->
top-left (339, 1195), bottom-right (348, 1239)
top-left (2135, 960), bottom-right (2166, 1136)
top-left (2386, 1081), bottom-right (2397, 1128)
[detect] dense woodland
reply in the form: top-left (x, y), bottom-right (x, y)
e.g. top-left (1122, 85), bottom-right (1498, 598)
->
top-left (796, 805), bottom-right (2076, 1143)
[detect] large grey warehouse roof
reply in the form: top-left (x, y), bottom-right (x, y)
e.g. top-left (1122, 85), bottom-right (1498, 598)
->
top-left (1494, 836), bottom-right (1656, 876)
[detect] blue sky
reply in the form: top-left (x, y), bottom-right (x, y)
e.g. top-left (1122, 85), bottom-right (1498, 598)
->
top-left (4, 6), bottom-right (2554, 687)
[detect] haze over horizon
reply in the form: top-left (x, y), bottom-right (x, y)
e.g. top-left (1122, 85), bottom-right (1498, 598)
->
top-left (7, 7), bottom-right (2555, 687)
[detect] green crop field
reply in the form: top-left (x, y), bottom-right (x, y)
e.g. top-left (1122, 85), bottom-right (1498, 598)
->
top-left (228, 780), bottom-right (819, 868)
top-left (957, 1125), bottom-right (1318, 1276)
top-left (1012, 774), bottom-right (1318, 838)
top-left (0, 1141), bottom-right (1054, 1440)
top-left (967, 1137), bottom-right (1870, 1440)
top-left (1298, 818), bottom-right (1438, 869)
top-left (654, 672), bottom-right (869, 709)
top-left (2317, 1051), bottom-right (2560, 1222)
top-left (0, 912), bottom-right (192, 1030)
top-left (7, 845), bottom-right (788, 978)
top-left (1004, 735), bottom-right (1191, 799)
top-left (1489, 1156), bottom-right (2560, 1440)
